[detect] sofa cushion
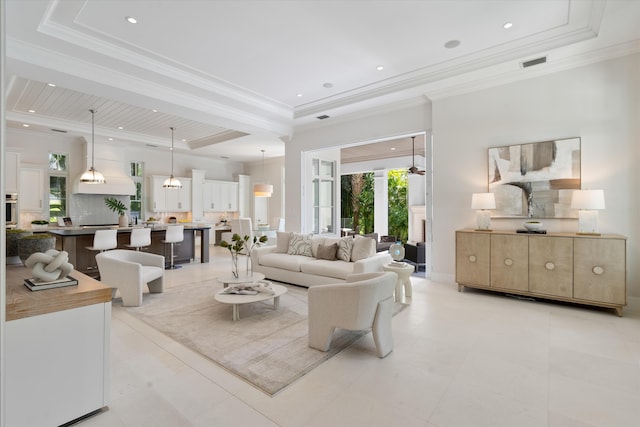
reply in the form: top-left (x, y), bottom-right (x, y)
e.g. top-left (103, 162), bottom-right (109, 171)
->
top-left (351, 236), bottom-right (376, 262)
top-left (300, 259), bottom-right (353, 280)
top-left (336, 236), bottom-right (354, 262)
top-left (311, 236), bottom-right (326, 258)
top-left (287, 233), bottom-right (313, 256)
top-left (316, 243), bottom-right (338, 260)
top-left (259, 253), bottom-right (308, 272)
top-left (141, 265), bottom-right (164, 283)
top-left (275, 232), bottom-right (291, 253)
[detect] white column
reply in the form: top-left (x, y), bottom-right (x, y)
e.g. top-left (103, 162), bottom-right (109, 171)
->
top-left (374, 170), bottom-right (388, 236)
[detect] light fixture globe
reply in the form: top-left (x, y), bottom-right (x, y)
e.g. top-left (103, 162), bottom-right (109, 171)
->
top-left (163, 127), bottom-right (182, 189)
top-left (81, 109), bottom-right (105, 184)
top-left (389, 242), bottom-right (405, 263)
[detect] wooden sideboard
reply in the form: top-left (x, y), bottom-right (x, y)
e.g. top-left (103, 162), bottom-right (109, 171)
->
top-left (455, 230), bottom-right (627, 316)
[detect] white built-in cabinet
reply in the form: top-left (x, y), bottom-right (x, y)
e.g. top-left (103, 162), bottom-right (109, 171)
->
top-left (149, 176), bottom-right (192, 212)
top-left (203, 180), bottom-right (238, 212)
top-left (19, 167), bottom-right (44, 212)
top-left (5, 151), bottom-right (20, 193)
top-left (455, 230), bottom-right (627, 316)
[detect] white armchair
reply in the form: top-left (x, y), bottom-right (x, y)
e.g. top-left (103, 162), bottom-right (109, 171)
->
top-left (308, 271), bottom-right (397, 358)
top-left (96, 249), bottom-right (165, 307)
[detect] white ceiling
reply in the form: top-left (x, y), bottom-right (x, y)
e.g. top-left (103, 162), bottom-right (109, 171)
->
top-left (5, 0), bottom-right (640, 162)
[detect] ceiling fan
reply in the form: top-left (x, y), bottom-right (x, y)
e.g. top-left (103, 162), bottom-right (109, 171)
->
top-left (408, 136), bottom-right (426, 175)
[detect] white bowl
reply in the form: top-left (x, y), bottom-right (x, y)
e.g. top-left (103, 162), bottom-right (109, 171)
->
top-left (523, 221), bottom-right (543, 231)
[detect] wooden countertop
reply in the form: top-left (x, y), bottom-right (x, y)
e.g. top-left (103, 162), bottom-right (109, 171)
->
top-left (457, 229), bottom-right (627, 239)
top-left (5, 265), bottom-right (112, 321)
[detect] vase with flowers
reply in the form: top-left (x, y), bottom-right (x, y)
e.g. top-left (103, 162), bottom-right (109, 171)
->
top-left (220, 233), bottom-right (268, 278)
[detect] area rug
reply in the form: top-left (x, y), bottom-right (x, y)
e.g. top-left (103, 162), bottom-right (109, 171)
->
top-left (120, 278), bottom-right (407, 395)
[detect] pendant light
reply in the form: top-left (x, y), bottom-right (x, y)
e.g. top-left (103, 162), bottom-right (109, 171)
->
top-left (80, 109), bottom-right (106, 184)
top-left (253, 149), bottom-right (273, 197)
top-left (163, 127), bottom-right (182, 189)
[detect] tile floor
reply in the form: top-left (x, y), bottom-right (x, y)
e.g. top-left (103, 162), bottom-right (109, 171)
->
top-left (78, 246), bottom-right (640, 427)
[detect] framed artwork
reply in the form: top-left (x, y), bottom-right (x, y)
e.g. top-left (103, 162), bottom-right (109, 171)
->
top-left (488, 137), bottom-right (581, 218)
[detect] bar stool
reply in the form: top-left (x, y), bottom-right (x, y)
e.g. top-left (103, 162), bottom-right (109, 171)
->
top-left (86, 229), bottom-right (118, 252)
top-left (162, 225), bottom-right (184, 269)
top-left (126, 227), bottom-right (151, 251)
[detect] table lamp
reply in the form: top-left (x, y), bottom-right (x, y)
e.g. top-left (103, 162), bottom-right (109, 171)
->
top-left (389, 242), bottom-right (405, 265)
top-left (471, 193), bottom-right (496, 231)
top-left (571, 189), bottom-right (605, 235)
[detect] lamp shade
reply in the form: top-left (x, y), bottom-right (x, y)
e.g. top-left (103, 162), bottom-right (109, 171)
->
top-left (253, 183), bottom-right (273, 197)
top-left (571, 189), bottom-right (605, 210)
top-left (471, 193), bottom-right (496, 210)
top-left (80, 167), bottom-right (105, 184)
top-left (163, 175), bottom-right (182, 189)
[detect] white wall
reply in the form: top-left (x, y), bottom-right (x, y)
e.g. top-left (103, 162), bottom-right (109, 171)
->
top-left (431, 53), bottom-right (640, 295)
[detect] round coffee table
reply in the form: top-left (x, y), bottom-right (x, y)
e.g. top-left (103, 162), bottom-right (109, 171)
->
top-left (382, 262), bottom-right (414, 302)
top-left (218, 272), bottom-right (265, 288)
top-left (215, 283), bottom-right (287, 321)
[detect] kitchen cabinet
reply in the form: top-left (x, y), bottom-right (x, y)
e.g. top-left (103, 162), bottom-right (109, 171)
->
top-left (203, 180), bottom-right (238, 212)
top-left (5, 151), bottom-right (20, 193)
top-left (5, 266), bottom-right (111, 427)
top-left (149, 176), bottom-right (192, 212)
top-left (455, 230), bottom-right (627, 316)
top-left (20, 167), bottom-right (44, 212)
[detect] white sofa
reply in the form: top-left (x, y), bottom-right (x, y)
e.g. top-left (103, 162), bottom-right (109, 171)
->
top-left (250, 232), bottom-right (392, 287)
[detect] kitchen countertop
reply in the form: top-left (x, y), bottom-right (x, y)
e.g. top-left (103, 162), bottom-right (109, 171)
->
top-left (5, 264), bottom-right (112, 321)
top-left (47, 224), bottom-right (211, 236)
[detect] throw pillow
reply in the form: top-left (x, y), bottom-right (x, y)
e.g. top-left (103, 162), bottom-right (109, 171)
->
top-left (336, 236), bottom-right (354, 262)
top-left (351, 235), bottom-right (375, 261)
top-left (316, 243), bottom-right (338, 261)
top-left (287, 233), bottom-right (313, 257)
top-left (275, 231), bottom-right (291, 253)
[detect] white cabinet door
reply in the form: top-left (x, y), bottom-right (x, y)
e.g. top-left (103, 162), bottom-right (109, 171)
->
top-left (150, 176), bottom-right (191, 212)
top-left (5, 151), bottom-right (20, 193)
top-left (20, 167), bottom-right (44, 212)
top-left (224, 182), bottom-right (239, 211)
top-left (150, 176), bottom-right (167, 212)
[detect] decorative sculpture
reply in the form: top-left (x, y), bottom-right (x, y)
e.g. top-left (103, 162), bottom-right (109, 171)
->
top-left (25, 249), bottom-right (74, 282)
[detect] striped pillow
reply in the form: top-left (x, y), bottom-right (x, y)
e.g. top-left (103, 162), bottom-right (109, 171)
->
top-left (287, 233), bottom-right (313, 257)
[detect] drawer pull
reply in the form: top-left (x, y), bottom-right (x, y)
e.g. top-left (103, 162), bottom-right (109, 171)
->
top-left (468, 255), bottom-right (477, 263)
top-left (504, 258), bottom-right (513, 266)
top-left (545, 262), bottom-right (555, 270)
top-left (592, 266), bottom-right (605, 275)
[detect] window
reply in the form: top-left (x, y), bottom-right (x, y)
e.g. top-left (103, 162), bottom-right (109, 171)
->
top-left (311, 158), bottom-right (336, 234)
top-left (48, 153), bottom-right (68, 222)
top-left (129, 161), bottom-right (144, 221)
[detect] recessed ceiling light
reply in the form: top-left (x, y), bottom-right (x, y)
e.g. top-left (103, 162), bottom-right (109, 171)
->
top-left (296, 93), bottom-right (303, 97)
top-left (117, 126), bottom-right (124, 130)
top-left (47, 83), bottom-right (56, 87)
top-left (28, 109), bottom-right (35, 113)
top-left (503, 22), bottom-right (513, 29)
top-left (444, 40), bottom-right (461, 49)
top-left (22, 124), bottom-right (29, 127)
top-left (152, 109), bottom-right (158, 113)
top-left (376, 65), bottom-right (384, 71)
top-left (181, 139), bottom-right (186, 142)
top-left (390, 147), bottom-right (396, 151)
top-left (323, 82), bottom-right (334, 89)
top-left (126, 16), bottom-right (138, 24)
top-left (108, 138), bottom-right (113, 141)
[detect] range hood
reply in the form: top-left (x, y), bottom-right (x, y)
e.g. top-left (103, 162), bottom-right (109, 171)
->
top-left (72, 140), bottom-right (136, 195)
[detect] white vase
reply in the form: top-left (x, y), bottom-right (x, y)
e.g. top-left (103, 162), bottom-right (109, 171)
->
top-left (119, 214), bottom-right (129, 228)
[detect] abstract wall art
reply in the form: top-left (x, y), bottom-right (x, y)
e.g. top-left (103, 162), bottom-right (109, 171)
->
top-left (488, 137), bottom-right (581, 218)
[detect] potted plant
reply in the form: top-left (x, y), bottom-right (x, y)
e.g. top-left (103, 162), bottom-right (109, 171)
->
top-left (18, 233), bottom-right (56, 266)
top-left (104, 197), bottom-right (129, 227)
top-left (31, 219), bottom-right (49, 230)
top-left (220, 234), bottom-right (268, 278)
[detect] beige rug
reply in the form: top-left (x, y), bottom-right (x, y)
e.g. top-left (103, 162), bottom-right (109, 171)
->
top-left (120, 278), bottom-right (406, 395)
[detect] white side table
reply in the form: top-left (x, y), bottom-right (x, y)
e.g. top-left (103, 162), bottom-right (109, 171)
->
top-left (382, 262), bottom-right (414, 302)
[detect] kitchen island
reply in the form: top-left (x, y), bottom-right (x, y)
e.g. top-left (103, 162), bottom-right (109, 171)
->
top-left (5, 265), bottom-right (112, 426)
top-left (49, 225), bottom-right (210, 277)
